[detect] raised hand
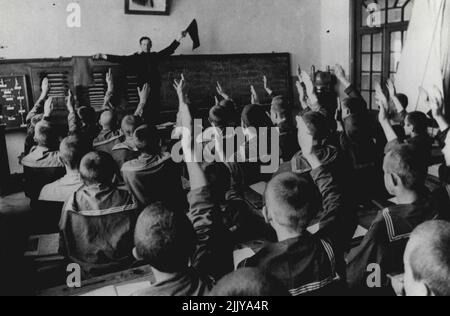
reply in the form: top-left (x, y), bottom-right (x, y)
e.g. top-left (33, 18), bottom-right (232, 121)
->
top-left (41, 77), bottom-right (50, 96)
top-left (66, 90), bottom-right (75, 113)
top-left (386, 79), bottom-right (396, 98)
top-left (137, 83), bottom-right (151, 103)
top-left (250, 85), bottom-right (260, 104)
top-left (43, 97), bottom-right (54, 118)
top-left (177, 31), bottom-right (187, 42)
top-left (334, 64), bottom-right (346, 82)
top-left (214, 96), bottom-right (219, 106)
top-left (300, 71), bottom-right (315, 99)
top-left (173, 74), bottom-right (194, 153)
top-left (216, 82), bottom-right (231, 100)
top-left (105, 68), bottom-right (114, 93)
top-left (263, 75), bottom-right (273, 96)
top-left (375, 83), bottom-right (389, 123)
top-left (428, 85), bottom-right (445, 119)
top-left (296, 114), bottom-right (321, 169)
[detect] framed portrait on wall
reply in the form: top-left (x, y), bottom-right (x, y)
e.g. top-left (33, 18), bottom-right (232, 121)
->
top-left (125, 0), bottom-right (171, 16)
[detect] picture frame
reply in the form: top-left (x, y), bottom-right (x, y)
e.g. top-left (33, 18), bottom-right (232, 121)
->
top-left (125, 0), bottom-right (171, 16)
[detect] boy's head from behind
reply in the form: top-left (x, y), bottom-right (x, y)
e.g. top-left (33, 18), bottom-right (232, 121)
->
top-left (241, 104), bottom-right (273, 129)
top-left (134, 202), bottom-right (196, 273)
top-left (298, 111), bottom-right (329, 145)
top-left (203, 162), bottom-right (231, 202)
top-left (396, 93), bottom-right (409, 111)
top-left (270, 95), bottom-right (292, 126)
top-left (99, 110), bottom-right (117, 131)
top-left (121, 115), bottom-right (142, 138)
top-left (77, 106), bottom-right (97, 126)
top-left (209, 268), bottom-right (289, 296)
top-left (404, 221), bottom-right (450, 296)
top-left (34, 120), bottom-right (59, 150)
top-left (59, 135), bottom-right (92, 171)
top-left (341, 97), bottom-right (366, 119)
top-left (383, 144), bottom-right (426, 197)
top-left (209, 105), bottom-right (234, 130)
top-left (79, 151), bottom-right (115, 186)
top-left (133, 124), bottom-right (160, 155)
top-left (404, 111), bottom-right (428, 137)
top-left (264, 172), bottom-right (315, 237)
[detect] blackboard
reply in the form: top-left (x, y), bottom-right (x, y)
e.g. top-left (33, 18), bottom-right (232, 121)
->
top-left (0, 75), bottom-right (30, 130)
top-left (0, 53), bottom-right (292, 123)
top-left (159, 53), bottom-right (292, 112)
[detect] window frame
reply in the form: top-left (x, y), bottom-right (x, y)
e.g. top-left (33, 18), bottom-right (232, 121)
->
top-left (352, 0), bottom-right (412, 109)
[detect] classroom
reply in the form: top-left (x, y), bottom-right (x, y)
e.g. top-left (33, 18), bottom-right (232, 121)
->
top-left (1, 0), bottom-right (450, 298)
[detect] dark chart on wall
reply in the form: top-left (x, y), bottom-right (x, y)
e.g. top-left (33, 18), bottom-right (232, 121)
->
top-left (0, 75), bottom-right (30, 130)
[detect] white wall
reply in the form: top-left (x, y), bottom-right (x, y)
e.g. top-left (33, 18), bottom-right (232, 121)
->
top-left (320, 0), bottom-right (352, 75)
top-left (0, 0), bottom-right (329, 74)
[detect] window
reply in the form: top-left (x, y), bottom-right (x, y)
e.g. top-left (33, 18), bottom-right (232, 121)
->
top-left (354, 0), bottom-right (414, 109)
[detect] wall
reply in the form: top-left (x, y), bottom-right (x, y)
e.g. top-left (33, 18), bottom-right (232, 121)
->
top-left (320, 0), bottom-right (352, 75)
top-left (0, 0), bottom-right (325, 75)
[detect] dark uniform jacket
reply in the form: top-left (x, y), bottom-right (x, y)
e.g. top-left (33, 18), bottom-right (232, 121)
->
top-left (346, 195), bottom-right (437, 291)
top-left (121, 152), bottom-right (187, 210)
top-left (59, 184), bottom-right (140, 278)
top-left (275, 145), bottom-right (356, 240)
top-left (106, 40), bottom-right (180, 88)
top-left (107, 41), bottom-right (180, 124)
top-left (22, 146), bottom-right (65, 203)
top-left (240, 165), bottom-right (348, 296)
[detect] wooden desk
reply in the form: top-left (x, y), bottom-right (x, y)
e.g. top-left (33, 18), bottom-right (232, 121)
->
top-left (37, 265), bottom-right (154, 296)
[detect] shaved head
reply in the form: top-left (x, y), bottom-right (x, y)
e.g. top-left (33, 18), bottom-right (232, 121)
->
top-left (404, 221), bottom-right (450, 296)
top-left (134, 202), bottom-right (196, 273)
top-left (121, 115), bottom-right (142, 137)
top-left (265, 172), bottom-right (316, 233)
top-left (99, 110), bottom-right (116, 130)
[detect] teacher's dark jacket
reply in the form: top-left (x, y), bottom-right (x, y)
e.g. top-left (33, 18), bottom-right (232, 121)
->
top-left (106, 40), bottom-right (181, 88)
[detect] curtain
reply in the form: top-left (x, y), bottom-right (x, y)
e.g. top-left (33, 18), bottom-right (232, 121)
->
top-left (396, 0), bottom-right (450, 113)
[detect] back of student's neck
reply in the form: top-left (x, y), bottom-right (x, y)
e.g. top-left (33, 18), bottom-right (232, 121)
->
top-left (151, 267), bottom-right (186, 283)
top-left (65, 167), bottom-right (79, 175)
top-left (395, 189), bottom-right (419, 205)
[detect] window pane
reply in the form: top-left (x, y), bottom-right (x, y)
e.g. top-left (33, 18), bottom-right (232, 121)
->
top-left (372, 53), bottom-right (382, 71)
top-left (362, 54), bottom-right (371, 72)
top-left (371, 72), bottom-right (382, 90)
top-left (390, 52), bottom-right (402, 72)
top-left (361, 73), bottom-right (371, 90)
top-left (388, 8), bottom-right (402, 23)
top-left (362, 35), bottom-right (371, 53)
top-left (373, 33), bottom-right (383, 52)
top-left (391, 31), bottom-right (402, 52)
top-left (361, 91), bottom-right (371, 107)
